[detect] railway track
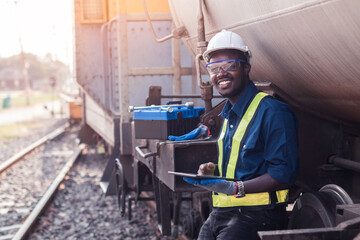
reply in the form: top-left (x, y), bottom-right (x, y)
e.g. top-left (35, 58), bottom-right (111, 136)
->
top-left (0, 123), bottom-right (69, 173)
top-left (12, 144), bottom-right (84, 240)
top-left (0, 122), bottom-right (188, 239)
top-left (27, 143), bottom-right (179, 240)
top-left (0, 123), bottom-right (83, 240)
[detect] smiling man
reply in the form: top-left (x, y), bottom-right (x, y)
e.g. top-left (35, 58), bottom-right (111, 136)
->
top-left (207, 50), bottom-right (249, 104)
top-left (184, 30), bottom-right (300, 239)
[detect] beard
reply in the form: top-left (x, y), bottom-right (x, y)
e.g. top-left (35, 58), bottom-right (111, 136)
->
top-left (218, 73), bottom-right (249, 99)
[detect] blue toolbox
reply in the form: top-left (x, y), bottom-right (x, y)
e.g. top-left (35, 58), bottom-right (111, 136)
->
top-left (132, 103), bottom-right (205, 140)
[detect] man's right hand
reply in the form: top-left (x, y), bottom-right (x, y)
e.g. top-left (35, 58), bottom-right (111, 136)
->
top-left (198, 162), bottom-right (216, 176)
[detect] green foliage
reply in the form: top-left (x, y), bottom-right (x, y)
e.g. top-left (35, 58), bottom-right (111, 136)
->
top-left (0, 53), bottom-right (70, 90)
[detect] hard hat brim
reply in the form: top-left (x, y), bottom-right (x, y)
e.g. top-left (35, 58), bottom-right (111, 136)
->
top-left (203, 47), bottom-right (249, 63)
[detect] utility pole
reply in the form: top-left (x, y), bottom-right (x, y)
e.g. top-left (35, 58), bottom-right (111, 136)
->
top-left (19, 36), bottom-right (31, 105)
top-left (14, 0), bottom-right (31, 106)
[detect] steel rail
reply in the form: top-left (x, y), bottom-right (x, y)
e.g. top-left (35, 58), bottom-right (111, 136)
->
top-left (0, 123), bottom-right (69, 173)
top-left (12, 143), bottom-right (85, 240)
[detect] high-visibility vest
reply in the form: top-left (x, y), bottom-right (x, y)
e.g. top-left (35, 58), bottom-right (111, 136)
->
top-left (213, 92), bottom-right (289, 207)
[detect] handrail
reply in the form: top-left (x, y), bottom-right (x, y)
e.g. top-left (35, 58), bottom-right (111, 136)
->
top-left (135, 145), bottom-right (157, 159)
top-left (100, 21), bottom-right (111, 113)
top-left (102, 16), bottom-right (121, 116)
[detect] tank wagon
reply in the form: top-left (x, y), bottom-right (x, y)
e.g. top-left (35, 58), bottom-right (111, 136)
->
top-left (73, 0), bottom-right (360, 239)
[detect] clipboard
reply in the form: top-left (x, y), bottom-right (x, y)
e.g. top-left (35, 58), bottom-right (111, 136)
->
top-left (168, 171), bottom-right (241, 182)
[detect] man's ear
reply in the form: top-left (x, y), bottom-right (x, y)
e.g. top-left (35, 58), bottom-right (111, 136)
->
top-left (244, 63), bottom-right (251, 74)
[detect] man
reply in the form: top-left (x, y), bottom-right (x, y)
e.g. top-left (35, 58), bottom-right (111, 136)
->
top-left (184, 30), bottom-right (300, 239)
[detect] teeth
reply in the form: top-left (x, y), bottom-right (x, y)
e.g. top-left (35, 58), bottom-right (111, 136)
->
top-left (218, 80), bottom-right (230, 86)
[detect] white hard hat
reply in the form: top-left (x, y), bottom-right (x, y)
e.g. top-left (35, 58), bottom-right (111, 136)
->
top-left (203, 29), bottom-right (252, 65)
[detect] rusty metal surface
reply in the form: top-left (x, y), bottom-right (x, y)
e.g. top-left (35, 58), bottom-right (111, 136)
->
top-left (134, 138), bottom-right (218, 191)
top-left (169, 0), bottom-right (360, 125)
top-left (157, 139), bottom-right (218, 191)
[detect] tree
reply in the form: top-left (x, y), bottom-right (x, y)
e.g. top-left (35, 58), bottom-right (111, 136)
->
top-left (0, 53), bottom-right (71, 91)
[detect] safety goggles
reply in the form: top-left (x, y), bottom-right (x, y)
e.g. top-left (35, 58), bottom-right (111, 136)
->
top-left (206, 59), bottom-right (245, 75)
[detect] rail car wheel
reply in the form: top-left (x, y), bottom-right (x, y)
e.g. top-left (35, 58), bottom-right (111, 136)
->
top-left (115, 158), bottom-right (127, 217)
top-left (182, 209), bottom-right (202, 239)
top-left (288, 184), bottom-right (352, 229)
top-left (319, 184), bottom-right (353, 205)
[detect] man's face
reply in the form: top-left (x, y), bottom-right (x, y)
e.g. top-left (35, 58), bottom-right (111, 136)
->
top-left (209, 51), bottom-right (250, 104)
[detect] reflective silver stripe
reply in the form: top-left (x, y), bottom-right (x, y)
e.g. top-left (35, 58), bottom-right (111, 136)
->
top-left (217, 119), bottom-right (228, 177)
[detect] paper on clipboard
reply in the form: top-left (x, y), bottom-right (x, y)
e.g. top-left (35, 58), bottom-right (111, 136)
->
top-left (168, 171), bottom-right (241, 181)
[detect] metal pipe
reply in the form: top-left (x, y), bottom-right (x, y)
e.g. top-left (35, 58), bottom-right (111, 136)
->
top-left (135, 145), bottom-right (157, 159)
top-left (172, 33), bottom-right (181, 101)
top-left (328, 156), bottom-right (360, 173)
top-left (195, 0), bottom-right (214, 113)
top-left (141, 0), bottom-right (174, 43)
top-left (196, 54), bottom-right (213, 112)
top-left (196, 0), bottom-right (207, 55)
top-left (196, 54), bottom-right (204, 87)
top-left (100, 21), bottom-right (110, 112)
top-left (107, 16), bottom-right (122, 116)
top-left (118, 14), bottom-right (130, 122)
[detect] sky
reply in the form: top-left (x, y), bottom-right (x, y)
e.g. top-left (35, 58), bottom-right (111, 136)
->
top-left (0, 0), bottom-right (73, 67)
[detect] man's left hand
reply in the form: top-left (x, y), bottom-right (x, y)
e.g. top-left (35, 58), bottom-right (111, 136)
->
top-left (183, 177), bottom-right (236, 195)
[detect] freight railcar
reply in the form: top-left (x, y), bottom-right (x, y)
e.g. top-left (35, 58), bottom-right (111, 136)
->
top-left (73, 0), bottom-right (360, 239)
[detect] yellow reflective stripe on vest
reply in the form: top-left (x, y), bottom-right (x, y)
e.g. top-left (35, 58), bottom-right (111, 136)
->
top-left (276, 189), bottom-right (289, 203)
top-left (212, 189), bottom-right (289, 207)
top-left (217, 118), bottom-right (228, 177)
top-left (224, 92), bottom-right (269, 179)
top-left (215, 92), bottom-right (290, 208)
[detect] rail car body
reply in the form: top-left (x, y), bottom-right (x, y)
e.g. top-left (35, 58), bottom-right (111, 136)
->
top-left (73, 0), bottom-right (360, 239)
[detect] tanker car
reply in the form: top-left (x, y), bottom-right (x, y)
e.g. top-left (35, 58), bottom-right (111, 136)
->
top-left (73, 0), bottom-right (360, 239)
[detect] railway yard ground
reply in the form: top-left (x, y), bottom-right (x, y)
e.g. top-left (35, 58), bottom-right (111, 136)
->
top-left (0, 108), bottom-right (178, 239)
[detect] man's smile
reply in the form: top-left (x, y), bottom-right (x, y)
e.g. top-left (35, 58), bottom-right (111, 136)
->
top-left (216, 77), bottom-right (233, 88)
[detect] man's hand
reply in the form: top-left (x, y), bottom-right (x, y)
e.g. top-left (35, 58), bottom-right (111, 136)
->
top-left (198, 162), bottom-right (216, 176)
top-left (183, 177), bottom-right (236, 195)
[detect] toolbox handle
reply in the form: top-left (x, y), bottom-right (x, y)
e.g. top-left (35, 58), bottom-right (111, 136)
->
top-left (135, 145), bottom-right (157, 159)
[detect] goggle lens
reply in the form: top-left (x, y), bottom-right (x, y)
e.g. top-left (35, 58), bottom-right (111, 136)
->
top-left (206, 59), bottom-right (245, 74)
